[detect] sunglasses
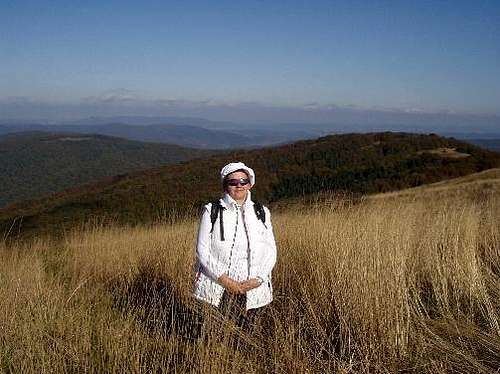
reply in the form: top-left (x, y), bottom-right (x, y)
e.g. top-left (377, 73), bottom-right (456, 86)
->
top-left (225, 178), bottom-right (250, 187)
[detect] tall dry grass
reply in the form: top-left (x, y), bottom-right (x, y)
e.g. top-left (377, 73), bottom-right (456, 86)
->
top-left (1, 177), bottom-right (500, 373)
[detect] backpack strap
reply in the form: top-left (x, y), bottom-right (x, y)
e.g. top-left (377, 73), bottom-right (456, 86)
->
top-left (209, 199), bottom-right (225, 241)
top-left (209, 199), bottom-right (266, 240)
top-left (253, 201), bottom-right (267, 228)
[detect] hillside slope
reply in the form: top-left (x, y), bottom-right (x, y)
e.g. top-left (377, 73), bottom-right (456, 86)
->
top-left (369, 166), bottom-right (500, 203)
top-left (1, 132), bottom-right (499, 238)
top-left (1, 156), bottom-right (499, 373)
top-left (0, 132), bottom-right (213, 208)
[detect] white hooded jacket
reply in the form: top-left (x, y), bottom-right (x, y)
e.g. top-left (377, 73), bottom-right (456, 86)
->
top-left (192, 190), bottom-right (277, 310)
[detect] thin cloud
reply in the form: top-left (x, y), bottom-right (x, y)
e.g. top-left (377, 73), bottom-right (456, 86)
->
top-left (82, 89), bottom-right (140, 104)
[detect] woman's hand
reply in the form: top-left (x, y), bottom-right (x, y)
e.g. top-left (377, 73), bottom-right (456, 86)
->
top-left (218, 274), bottom-right (244, 294)
top-left (239, 278), bottom-right (262, 293)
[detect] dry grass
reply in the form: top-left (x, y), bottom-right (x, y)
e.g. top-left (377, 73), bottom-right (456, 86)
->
top-left (1, 173), bottom-right (500, 373)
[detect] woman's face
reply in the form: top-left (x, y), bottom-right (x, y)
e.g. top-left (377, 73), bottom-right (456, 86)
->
top-left (225, 170), bottom-right (251, 202)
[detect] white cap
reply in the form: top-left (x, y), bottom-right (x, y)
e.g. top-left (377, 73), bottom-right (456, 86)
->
top-left (220, 162), bottom-right (255, 186)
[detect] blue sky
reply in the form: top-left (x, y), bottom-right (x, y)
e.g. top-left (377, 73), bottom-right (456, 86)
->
top-left (1, 0), bottom-right (499, 122)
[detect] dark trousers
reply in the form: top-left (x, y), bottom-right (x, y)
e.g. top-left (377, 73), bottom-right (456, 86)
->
top-left (195, 291), bottom-right (265, 345)
top-left (218, 291), bottom-right (264, 332)
top-left (194, 292), bottom-right (267, 352)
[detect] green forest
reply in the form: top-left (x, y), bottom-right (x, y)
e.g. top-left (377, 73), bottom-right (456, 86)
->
top-left (0, 132), bottom-right (212, 208)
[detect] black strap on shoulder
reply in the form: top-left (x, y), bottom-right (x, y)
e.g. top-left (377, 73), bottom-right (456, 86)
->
top-left (253, 200), bottom-right (267, 227)
top-left (209, 199), bottom-right (266, 241)
top-left (209, 199), bottom-right (225, 241)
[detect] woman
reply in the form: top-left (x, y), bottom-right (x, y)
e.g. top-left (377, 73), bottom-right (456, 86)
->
top-left (193, 162), bottom-right (277, 330)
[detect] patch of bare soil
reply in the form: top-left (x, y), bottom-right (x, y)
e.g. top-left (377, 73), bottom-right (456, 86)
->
top-left (418, 147), bottom-right (470, 158)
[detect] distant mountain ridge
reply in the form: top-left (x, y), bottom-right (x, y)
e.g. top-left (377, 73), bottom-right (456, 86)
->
top-left (466, 139), bottom-right (500, 152)
top-left (0, 114), bottom-right (317, 148)
top-left (0, 123), bottom-right (255, 149)
top-left (0, 131), bottom-right (214, 208)
top-left (2, 132), bottom-right (499, 239)
top-left (3, 116), bottom-right (500, 150)
top-left (64, 115), bottom-right (232, 128)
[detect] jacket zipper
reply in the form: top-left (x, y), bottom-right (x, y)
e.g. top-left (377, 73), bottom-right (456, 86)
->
top-left (226, 205), bottom-right (239, 273)
top-left (241, 206), bottom-right (251, 278)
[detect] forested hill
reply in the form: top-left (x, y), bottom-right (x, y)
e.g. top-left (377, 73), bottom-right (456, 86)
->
top-left (0, 132), bottom-right (213, 208)
top-left (2, 132), bottom-right (499, 239)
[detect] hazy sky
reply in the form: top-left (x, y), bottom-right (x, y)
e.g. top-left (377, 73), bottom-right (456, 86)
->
top-left (1, 0), bottom-right (499, 121)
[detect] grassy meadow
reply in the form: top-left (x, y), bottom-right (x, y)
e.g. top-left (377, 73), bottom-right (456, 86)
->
top-left (1, 170), bottom-right (500, 373)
